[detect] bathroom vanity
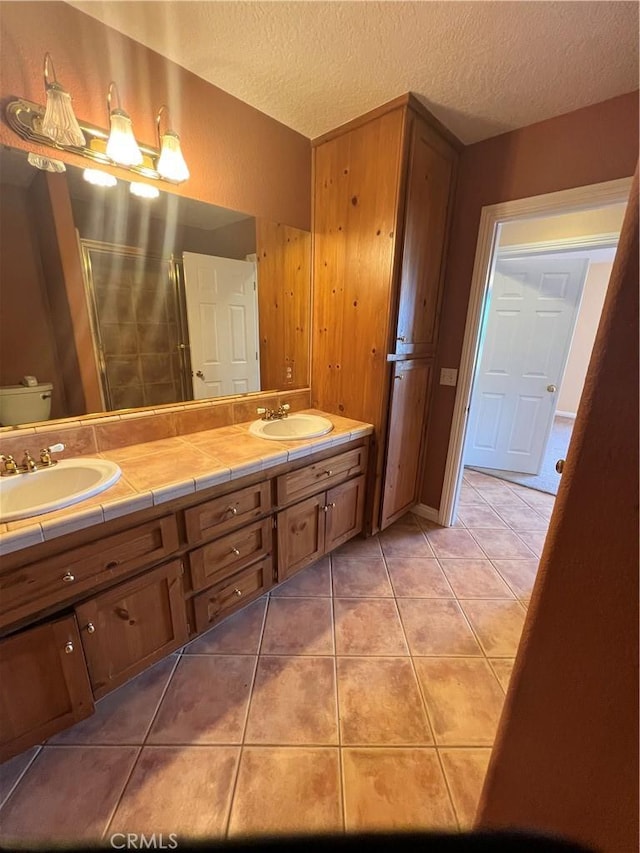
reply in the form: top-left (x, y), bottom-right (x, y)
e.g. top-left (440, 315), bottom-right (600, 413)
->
top-left (0, 415), bottom-right (371, 762)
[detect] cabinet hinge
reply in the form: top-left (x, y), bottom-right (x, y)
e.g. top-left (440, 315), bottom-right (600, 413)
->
top-left (272, 567), bottom-right (278, 583)
top-left (186, 622), bottom-right (191, 635)
top-left (179, 560), bottom-right (185, 576)
top-left (272, 516), bottom-right (277, 529)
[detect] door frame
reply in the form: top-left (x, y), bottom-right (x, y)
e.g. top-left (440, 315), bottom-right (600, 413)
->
top-left (438, 176), bottom-right (632, 527)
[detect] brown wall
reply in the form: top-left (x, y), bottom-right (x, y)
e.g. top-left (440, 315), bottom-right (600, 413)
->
top-left (0, 1), bottom-right (310, 230)
top-left (476, 169), bottom-right (639, 853)
top-left (421, 90), bottom-right (639, 508)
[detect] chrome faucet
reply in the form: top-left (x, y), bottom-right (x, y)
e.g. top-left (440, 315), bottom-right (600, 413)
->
top-left (0, 443), bottom-right (65, 476)
top-left (256, 404), bottom-right (290, 421)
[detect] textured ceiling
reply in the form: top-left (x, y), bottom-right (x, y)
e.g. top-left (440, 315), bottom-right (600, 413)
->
top-left (69, 1), bottom-right (638, 143)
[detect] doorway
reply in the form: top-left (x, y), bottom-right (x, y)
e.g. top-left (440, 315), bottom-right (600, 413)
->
top-left (438, 177), bottom-right (631, 528)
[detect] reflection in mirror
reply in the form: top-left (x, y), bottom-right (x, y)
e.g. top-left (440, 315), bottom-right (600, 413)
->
top-left (0, 145), bottom-right (311, 428)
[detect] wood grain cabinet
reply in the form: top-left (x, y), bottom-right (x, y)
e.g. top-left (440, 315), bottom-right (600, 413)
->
top-left (0, 615), bottom-right (94, 762)
top-left (312, 94), bottom-right (459, 530)
top-left (75, 561), bottom-right (188, 699)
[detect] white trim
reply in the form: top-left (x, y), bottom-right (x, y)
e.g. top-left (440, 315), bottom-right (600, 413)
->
top-left (497, 231), bottom-right (619, 257)
top-left (412, 503), bottom-right (440, 524)
top-left (555, 410), bottom-right (577, 420)
top-left (439, 176), bottom-right (632, 528)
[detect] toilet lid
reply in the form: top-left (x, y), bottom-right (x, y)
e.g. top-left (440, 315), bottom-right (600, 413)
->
top-left (0, 383), bottom-right (53, 395)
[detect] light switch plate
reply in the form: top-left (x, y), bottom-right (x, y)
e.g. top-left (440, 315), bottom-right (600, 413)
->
top-left (440, 367), bottom-right (458, 387)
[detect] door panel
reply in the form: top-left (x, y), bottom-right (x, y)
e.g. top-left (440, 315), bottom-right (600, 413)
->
top-left (277, 494), bottom-right (325, 582)
top-left (325, 476), bottom-right (366, 552)
top-left (182, 252), bottom-right (259, 399)
top-left (466, 254), bottom-right (588, 474)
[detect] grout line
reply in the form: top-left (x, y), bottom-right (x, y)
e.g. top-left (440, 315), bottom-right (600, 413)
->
top-left (329, 555), bottom-right (346, 833)
top-left (434, 746), bottom-right (462, 832)
top-left (100, 746), bottom-right (144, 841)
top-left (0, 745), bottom-right (43, 812)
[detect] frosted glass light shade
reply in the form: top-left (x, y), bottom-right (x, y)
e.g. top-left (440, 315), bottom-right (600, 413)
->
top-left (157, 131), bottom-right (190, 182)
top-left (41, 84), bottom-right (86, 147)
top-left (27, 153), bottom-right (66, 173)
top-left (83, 168), bottom-right (117, 188)
top-left (106, 110), bottom-right (143, 167)
top-left (130, 181), bottom-right (159, 199)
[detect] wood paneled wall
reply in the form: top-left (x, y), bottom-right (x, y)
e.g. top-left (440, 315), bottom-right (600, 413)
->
top-left (256, 220), bottom-right (311, 391)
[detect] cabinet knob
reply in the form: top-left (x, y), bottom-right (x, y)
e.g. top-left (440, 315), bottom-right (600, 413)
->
top-left (397, 335), bottom-right (406, 343)
top-left (233, 588), bottom-right (243, 598)
top-left (321, 505), bottom-right (329, 513)
top-left (86, 622), bottom-right (96, 634)
top-left (231, 547), bottom-right (240, 556)
top-left (227, 506), bottom-right (238, 516)
top-left (395, 375), bottom-right (403, 381)
top-left (325, 470), bottom-right (333, 476)
top-left (328, 502), bottom-right (336, 509)
top-left (105, 560), bottom-right (119, 570)
top-left (62, 572), bottom-right (75, 583)
top-left (64, 641), bottom-right (74, 654)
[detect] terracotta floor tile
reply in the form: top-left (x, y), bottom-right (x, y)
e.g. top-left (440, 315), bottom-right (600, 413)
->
top-left (335, 535), bottom-right (382, 559)
top-left (185, 598), bottom-right (267, 655)
top-left (459, 600), bottom-right (527, 657)
top-left (270, 557), bottom-right (331, 597)
top-left (0, 747), bottom-right (39, 807)
top-left (385, 557), bottom-right (454, 598)
top-left (332, 556), bottom-right (393, 597)
top-left (50, 657), bottom-right (177, 745)
top-left (379, 526), bottom-right (434, 558)
top-left (456, 505), bottom-right (508, 529)
top-left (516, 529), bottom-right (548, 557)
top-left (0, 746), bottom-right (138, 844)
top-left (490, 658), bottom-right (516, 692)
top-left (147, 656), bottom-right (255, 744)
top-left (109, 746), bottom-right (239, 839)
top-left (463, 470), bottom-right (501, 488)
top-left (414, 658), bottom-right (504, 745)
top-left (480, 490), bottom-right (529, 509)
top-left (333, 598), bottom-right (408, 655)
top-left (342, 748), bottom-right (456, 831)
top-left (439, 559), bottom-right (514, 599)
top-left (458, 483), bottom-right (487, 506)
top-left (245, 656), bottom-right (338, 744)
top-left (491, 559), bottom-right (539, 598)
top-left (440, 748), bottom-right (492, 828)
top-left (336, 658), bottom-right (433, 745)
top-left (228, 747), bottom-right (342, 835)
top-left (493, 504), bottom-right (549, 531)
top-left (519, 490), bottom-right (556, 514)
top-left (261, 597), bottom-right (334, 654)
top-left (426, 528), bottom-right (486, 559)
top-left (468, 528), bottom-right (536, 559)
top-left (396, 598), bottom-right (482, 656)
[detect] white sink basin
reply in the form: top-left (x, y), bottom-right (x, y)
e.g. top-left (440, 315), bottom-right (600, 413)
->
top-left (0, 458), bottom-right (122, 522)
top-left (249, 413), bottom-right (334, 441)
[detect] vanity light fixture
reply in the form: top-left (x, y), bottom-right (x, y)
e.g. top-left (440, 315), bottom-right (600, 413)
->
top-left (27, 152), bottom-right (66, 173)
top-left (156, 105), bottom-right (190, 183)
top-left (130, 181), bottom-right (160, 199)
top-left (83, 168), bottom-right (117, 188)
top-left (40, 53), bottom-right (86, 148)
top-left (106, 82), bottom-right (143, 167)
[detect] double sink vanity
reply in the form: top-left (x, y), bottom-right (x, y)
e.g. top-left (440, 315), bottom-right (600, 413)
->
top-left (0, 408), bottom-right (372, 762)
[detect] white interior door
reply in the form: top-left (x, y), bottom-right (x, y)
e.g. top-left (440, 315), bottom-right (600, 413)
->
top-left (182, 252), bottom-right (259, 399)
top-left (465, 253), bottom-right (588, 474)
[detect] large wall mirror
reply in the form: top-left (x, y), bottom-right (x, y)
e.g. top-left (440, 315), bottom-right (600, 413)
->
top-left (0, 145), bottom-right (311, 428)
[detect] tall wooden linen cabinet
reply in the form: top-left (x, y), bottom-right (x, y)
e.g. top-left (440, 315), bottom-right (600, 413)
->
top-left (311, 94), bottom-right (460, 532)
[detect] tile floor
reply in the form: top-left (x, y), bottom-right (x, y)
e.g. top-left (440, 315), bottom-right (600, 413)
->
top-left (0, 469), bottom-right (554, 845)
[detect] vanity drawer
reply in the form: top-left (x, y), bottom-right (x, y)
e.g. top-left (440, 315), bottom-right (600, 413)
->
top-left (188, 519), bottom-right (272, 593)
top-left (192, 557), bottom-right (272, 633)
top-left (184, 481), bottom-right (271, 545)
top-left (0, 515), bottom-right (179, 626)
top-left (276, 445), bottom-right (368, 506)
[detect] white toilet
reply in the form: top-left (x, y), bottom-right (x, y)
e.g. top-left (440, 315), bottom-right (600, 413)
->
top-left (0, 382), bottom-right (53, 426)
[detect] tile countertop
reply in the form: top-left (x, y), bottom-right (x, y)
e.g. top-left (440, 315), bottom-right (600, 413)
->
top-left (0, 411), bottom-right (373, 556)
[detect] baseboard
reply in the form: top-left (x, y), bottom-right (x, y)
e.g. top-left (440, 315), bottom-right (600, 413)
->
top-left (412, 503), bottom-right (440, 524)
top-left (555, 410), bottom-right (577, 420)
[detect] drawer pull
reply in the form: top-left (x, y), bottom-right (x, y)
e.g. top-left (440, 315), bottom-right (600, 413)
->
top-left (321, 505), bottom-right (329, 513)
top-left (325, 470), bottom-right (333, 476)
top-left (226, 506), bottom-right (238, 516)
top-left (62, 572), bottom-right (75, 583)
top-left (231, 547), bottom-right (241, 556)
top-left (105, 560), bottom-right (120, 570)
top-left (64, 641), bottom-right (74, 654)
top-left (328, 502), bottom-right (336, 509)
top-left (233, 588), bottom-right (243, 598)
top-left (86, 622), bottom-right (96, 634)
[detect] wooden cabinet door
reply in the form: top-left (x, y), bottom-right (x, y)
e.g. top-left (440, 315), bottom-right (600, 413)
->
top-left (325, 475), bottom-right (366, 552)
top-left (277, 494), bottom-right (325, 582)
top-left (395, 116), bottom-right (455, 357)
top-left (381, 360), bottom-right (432, 529)
top-left (76, 561), bottom-right (188, 699)
top-left (0, 615), bottom-right (94, 762)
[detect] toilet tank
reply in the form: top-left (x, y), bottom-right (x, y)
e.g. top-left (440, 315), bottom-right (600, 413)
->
top-left (0, 383), bottom-right (53, 426)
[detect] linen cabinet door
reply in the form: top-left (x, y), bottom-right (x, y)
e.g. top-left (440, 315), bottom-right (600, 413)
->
top-left (395, 116), bottom-right (455, 357)
top-left (380, 360), bottom-right (432, 529)
top-left (0, 615), bottom-right (94, 762)
top-left (76, 561), bottom-right (188, 699)
top-left (277, 494), bottom-right (325, 582)
top-left (324, 475), bottom-right (366, 552)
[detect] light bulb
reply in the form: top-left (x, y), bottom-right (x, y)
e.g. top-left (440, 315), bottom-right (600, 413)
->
top-left (157, 130), bottom-right (190, 182)
top-left (106, 110), bottom-right (143, 167)
top-left (130, 181), bottom-right (159, 199)
top-left (83, 168), bottom-right (117, 188)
